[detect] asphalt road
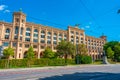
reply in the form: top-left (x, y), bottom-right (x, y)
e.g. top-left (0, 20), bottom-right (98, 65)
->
top-left (0, 64), bottom-right (120, 80)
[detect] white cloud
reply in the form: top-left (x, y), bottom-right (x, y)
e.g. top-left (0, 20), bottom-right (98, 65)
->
top-left (0, 5), bottom-right (7, 11)
top-left (4, 10), bottom-right (10, 13)
top-left (85, 25), bottom-right (90, 28)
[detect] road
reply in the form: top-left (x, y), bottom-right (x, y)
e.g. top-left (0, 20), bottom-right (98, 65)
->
top-left (0, 64), bottom-right (120, 80)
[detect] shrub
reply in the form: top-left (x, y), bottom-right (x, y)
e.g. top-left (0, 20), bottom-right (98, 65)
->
top-left (75, 54), bottom-right (92, 64)
top-left (0, 58), bottom-right (75, 68)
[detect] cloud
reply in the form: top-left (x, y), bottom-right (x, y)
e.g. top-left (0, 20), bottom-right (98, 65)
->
top-left (85, 25), bottom-right (90, 28)
top-left (4, 10), bottom-right (10, 13)
top-left (0, 5), bottom-right (7, 11)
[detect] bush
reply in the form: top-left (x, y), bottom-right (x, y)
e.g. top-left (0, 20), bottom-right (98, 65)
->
top-left (0, 58), bottom-right (75, 69)
top-left (75, 55), bottom-right (92, 64)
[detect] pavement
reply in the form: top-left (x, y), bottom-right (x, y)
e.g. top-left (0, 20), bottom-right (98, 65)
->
top-left (0, 64), bottom-right (120, 80)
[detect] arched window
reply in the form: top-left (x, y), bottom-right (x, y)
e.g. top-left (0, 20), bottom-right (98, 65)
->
top-left (41, 30), bottom-right (45, 34)
top-left (26, 28), bottom-right (31, 31)
top-left (5, 28), bottom-right (10, 33)
top-left (15, 26), bottom-right (19, 34)
top-left (48, 32), bottom-right (51, 35)
top-left (34, 29), bottom-right (38, 32)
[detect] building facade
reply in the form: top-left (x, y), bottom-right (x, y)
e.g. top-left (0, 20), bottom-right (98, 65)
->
top-left (0, 11), bottom-right (106, 59)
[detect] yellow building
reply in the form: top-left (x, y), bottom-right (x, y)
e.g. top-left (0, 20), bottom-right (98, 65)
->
top-left (0, 11), bottom-right (106, 60)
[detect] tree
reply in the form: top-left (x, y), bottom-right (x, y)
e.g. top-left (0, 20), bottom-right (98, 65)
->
top-left (3, 46), bottom-right (14, 68)
top-left (57, 40), bottom-right (76, 63)
top-left (106, 47), bottom-right (114, 59)
top-left (26, 46), bottom-right (35, 67)
top-left (26, 46), bottom-right (35, 59)
top-left (103, 41), bottom-right (120, 61)
top-left (43, 47), bottom-right (55, 59)
top-left (77, 44), bottom-right (87, 55)
top-left (114, 44), bottom-right (120, 61)
top-left (3, 46), bottom-right (14, 59)
top-left (104, 41), bottom-right (119, 53)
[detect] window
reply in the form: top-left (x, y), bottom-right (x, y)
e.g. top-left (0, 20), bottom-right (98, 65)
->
top-left (47, 36), bottom-right (51, 39)
top-left (15, 26), bottom-right (19, 34)
top-left (41, 35), bottom-right (45, 38)
top-left (14, 36), bottom-right (18, 40)
top-left (41, 45), bottom-right (45, 49)
top-left (34, 34), bottom-right (38, 37)
top-left (81, 38), bottom-right (83, 40)
top-left (25, 38), bottom-right (30, 42)
top-left (80, 33), bottom-right (83, 36)
top-left (34, 29), bottom-right (38, 32)
top-left (22, 19), bottom-right (24, 23)
top-left (59, 38), bottom-right (62, 40)
top-left (20, 27), bottom-right (23, 35)
top-left (71, 36), bottom-right (74, 38)
top-left (26, 28), bottom-right (31, 31)
top-left (41, 30), bottom-right (45, 34)
top-left (47, 40), bottom-right (51, 44)
top-left (3, 42), bottom-right (9, 46)
top-left (53, 37), bottom-right (57, 40)
top-left (5, 35), bottom-right (9, 39)
top-left (16, 18), bottom-right (19, 22)
top-left (20, 36), bottom-right (22, 40)
top-left (41, 40), bottom-right (45, 43)
top-left (71, 31), bottom-right (74, 34)
top-left (26, 33), bottom-right (30, 36)
top-left (19, 44), bottom-right (22, 47)
top-left (13, 42), bottom-right (17, 47)
top-left (5, 28), bottom-right (10, 33)
top-left (33, 39), bottom-right (38, 42)
top-left (54, 33), bottom-right (57, 36)
top-left (25, 44), bottom-right (29, 48)
top-left (33, 45), bottom-right (37, 48)
top-left (48, 32), bottom-right (51, 35)
top-left (59, 34), bottom-right (62, 36)
top-left (53, 41), bottom-right (57, 44)
top-left (76, 32), bottom-right (79, 35)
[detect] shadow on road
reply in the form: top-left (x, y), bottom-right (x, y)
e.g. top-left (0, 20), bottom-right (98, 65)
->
top-left (39, 72), bottom-right (120, 80)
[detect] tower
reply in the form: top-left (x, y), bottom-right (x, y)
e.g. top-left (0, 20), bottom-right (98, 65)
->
top-left (100, 33), bottom-right (107, 41)
top-left (12, 9), bottom-right (26, 59)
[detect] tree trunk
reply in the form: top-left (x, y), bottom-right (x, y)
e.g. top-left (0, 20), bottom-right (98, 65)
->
top-left (65, 54), bottom-right (68, 64)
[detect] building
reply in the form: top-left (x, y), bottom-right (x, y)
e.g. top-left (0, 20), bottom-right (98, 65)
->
top-left (0, 11), bottom-right (107, 59)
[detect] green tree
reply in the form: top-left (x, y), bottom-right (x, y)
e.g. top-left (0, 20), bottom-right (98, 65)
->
top-left (43, 47), bottom-right (55, 59)
top-left (3, 46), bottom-right (14, 68)
top-left (57, 40), bottom-right (76, 63)
top-left (77, 44), bottom-right (88, 55)
top-left (3, 46), bottom-right (14, 59)
top-left (106, 47), bottom-right (114, 59)
top-left (104, 41), bottom-right (119, 52)
top-left (26, 46), bottom-right (35, 67)
top-left (26, 46), bottom-right (35, 59)
top-left (114, 44), bottom-right (120, 61)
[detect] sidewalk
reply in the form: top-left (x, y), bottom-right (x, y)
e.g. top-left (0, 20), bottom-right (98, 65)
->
top-left (0, 64), bottom-right (112, 72)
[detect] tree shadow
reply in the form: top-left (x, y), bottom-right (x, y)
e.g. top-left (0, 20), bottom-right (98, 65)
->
top-left (39, 72), bottom-right (120, 80)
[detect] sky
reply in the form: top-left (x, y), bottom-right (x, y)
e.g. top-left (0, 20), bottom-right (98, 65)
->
top-left (0, 0), bottom-right (120, 41)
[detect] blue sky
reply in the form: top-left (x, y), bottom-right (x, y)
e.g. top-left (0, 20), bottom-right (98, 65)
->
top-left (0, 0), bottom-right (120, 41)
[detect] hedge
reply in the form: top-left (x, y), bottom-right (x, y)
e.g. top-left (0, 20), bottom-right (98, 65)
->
top-left (0, 58), bottom-right (75, 69)
top-left (75, 55), bottom-right (92, 64)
